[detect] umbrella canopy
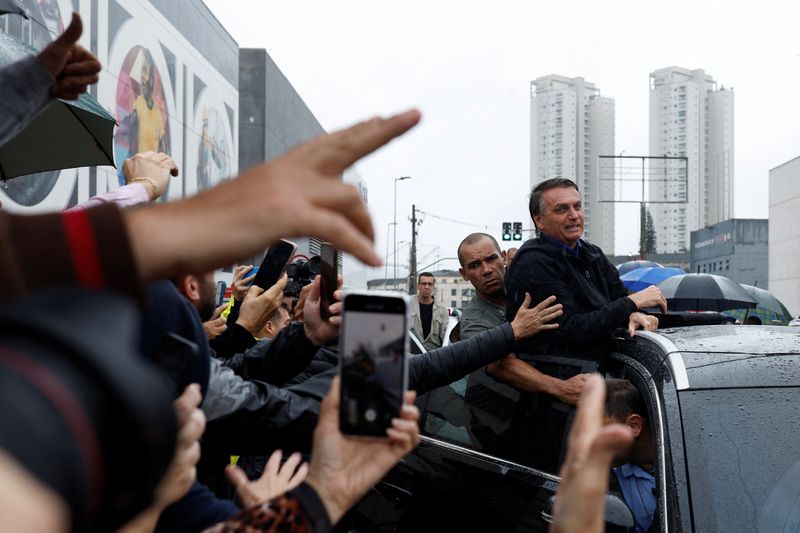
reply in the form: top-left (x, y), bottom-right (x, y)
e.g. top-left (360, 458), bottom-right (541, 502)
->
top-left (0, 0), bottom-right (26, 18)
top-left (722, 285), bottom-right (794, 325)
top-left (0, 31), bottom-right (115, 179)
top-left (620, 266), bottom-right (685, 292)
top-left (617, 260), bottom-right (662, 275)
top-left (657, 274), bottom-right (757, 312)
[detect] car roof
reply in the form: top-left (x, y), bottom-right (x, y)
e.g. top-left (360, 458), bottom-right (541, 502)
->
top-left (637, 326), bottom-right (800, 390)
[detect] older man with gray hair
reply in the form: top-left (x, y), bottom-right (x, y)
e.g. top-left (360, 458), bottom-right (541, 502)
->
top-left (506, 178), bottom-right (667, 359)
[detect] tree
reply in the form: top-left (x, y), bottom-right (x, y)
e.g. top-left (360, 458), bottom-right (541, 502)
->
top-left (639, 204), bottom-right (657, 256)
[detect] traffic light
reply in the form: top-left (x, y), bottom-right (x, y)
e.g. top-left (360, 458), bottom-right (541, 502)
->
top-left (502, 222), bottom-right (512, 241)
top-left (513, 222), bottom-right (523, 241)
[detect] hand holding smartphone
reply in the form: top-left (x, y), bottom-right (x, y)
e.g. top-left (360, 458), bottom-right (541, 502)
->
top-left (319, 242), bottom-right (339, 320)
top-left (339, 292), bottom-right (409, 437)
top-left (251, 239), bottom-right (297, 290)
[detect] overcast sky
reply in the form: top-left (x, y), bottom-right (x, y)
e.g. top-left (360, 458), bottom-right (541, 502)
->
top-left (205, 0), bottom-right (800, 279)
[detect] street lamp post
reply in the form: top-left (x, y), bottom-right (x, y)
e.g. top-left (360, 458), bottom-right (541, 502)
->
top-left (393, 176), bottom-right (411, 290)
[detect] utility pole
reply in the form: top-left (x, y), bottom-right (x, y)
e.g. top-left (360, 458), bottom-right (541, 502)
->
top-left (408, 204), bottom-right (418, 295)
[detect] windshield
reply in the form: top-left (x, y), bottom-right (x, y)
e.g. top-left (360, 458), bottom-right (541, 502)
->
top-left (680, 388), bottom-right (800, 531)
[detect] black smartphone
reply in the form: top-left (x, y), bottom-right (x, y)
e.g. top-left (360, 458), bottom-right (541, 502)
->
top-left (339, 292), bottom-right (409, 437)
top-left (252, 239), bottom-right (297, 290)
top-left (319, 242), bottom-right (338, 320)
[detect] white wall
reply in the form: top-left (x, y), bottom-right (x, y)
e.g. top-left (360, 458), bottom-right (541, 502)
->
top-left (769, 156), bottom-right (800, 317)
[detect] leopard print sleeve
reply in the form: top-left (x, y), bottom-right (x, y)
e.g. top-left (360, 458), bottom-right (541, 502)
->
top-left (204, 483), bottom-right (332, 533)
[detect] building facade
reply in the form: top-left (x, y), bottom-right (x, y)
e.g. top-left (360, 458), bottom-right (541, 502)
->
top-left (530, 75), bottom-right (615, 252)
top-left (1, 0), bottom-right (239, 212)
top-left (649, 66), bottom-right (734, 253)
top-left (238, 48), bottom-right (369, 288)
top-left (690, 219), bottom-right (768, 288)
top-left (768, 156), bottom-right (800, 317)
top-left (368, 270), bottom-right (476, 310)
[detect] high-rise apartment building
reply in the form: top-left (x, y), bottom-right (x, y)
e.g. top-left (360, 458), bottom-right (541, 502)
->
top-left (530, 75), bottom-right (615, 252)
top-left (649, 67), bottom-right (734, 253)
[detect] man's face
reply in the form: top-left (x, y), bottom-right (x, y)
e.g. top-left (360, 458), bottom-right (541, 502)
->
top-left (534, 187), bottom-right (584, 247)
top-left (459, 238), bottom-right (506, 300)
top-left (265, 306), bottom-right (291, 338)
top-left (141, 61), bottom-right (154, 99)
top-left (417, 276), bottom-right (435, 299)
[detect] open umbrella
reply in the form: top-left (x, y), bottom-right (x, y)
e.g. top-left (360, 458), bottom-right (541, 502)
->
top-left (0, 0), bottom-right (26, 18)
top-left (620, 266), bottom-right (685, 292)
top-left (657, 274), bottom-right (757, 312)
top-left (617, 260), bottom-right (662, 275)
top-left (722, 285), bottom-right (793, 325)
top-left (0, 31), bottom-right (115, 179)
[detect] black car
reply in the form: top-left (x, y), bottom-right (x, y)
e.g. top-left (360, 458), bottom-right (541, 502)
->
top-left (353, 324), bottom-right (800, 532)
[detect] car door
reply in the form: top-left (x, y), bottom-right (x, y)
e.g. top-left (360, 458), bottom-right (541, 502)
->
top-left (354, 356), bottom-right (597, 532)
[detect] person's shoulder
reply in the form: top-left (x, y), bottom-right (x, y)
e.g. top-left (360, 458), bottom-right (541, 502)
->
top-left (461, 297), bottom-right (482, 319)
top-left (508, 238), bottom-right (561, 276)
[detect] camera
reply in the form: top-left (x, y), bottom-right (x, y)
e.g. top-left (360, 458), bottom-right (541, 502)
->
top-left (284, 256), bottom-right (320, 299)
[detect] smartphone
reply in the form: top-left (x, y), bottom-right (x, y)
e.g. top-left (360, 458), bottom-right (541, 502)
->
top-left (251, 239), bottom-right (297, 290)
top-left (319, 242), bottom-right (339, 320)
top-left (339, 292), bottom-right (409, 437)
top-left (215, 280), bottom-right (227, 307)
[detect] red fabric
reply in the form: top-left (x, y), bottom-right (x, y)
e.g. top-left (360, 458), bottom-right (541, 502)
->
top-left (61, 210), bottom-right (105, 289)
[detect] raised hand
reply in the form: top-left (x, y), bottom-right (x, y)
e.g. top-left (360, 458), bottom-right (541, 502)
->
top-left (37, 14), bottom-right (102, 100)
top-left (510, 293), bottom-right (563, 340)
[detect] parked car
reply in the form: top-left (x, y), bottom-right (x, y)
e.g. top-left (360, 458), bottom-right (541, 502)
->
top-left (355, 322), bottom-right (800, 532)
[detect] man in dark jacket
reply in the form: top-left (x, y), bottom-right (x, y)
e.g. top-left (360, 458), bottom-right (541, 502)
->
top-left (506, 178), bottom-right (667, 358)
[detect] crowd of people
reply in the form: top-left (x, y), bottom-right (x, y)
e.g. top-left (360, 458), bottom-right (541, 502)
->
top-left (1, 14), bottom-right (670, 533)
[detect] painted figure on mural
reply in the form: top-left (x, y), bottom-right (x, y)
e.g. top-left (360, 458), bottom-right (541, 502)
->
top-left (115, 45), bottom-right (171, 185)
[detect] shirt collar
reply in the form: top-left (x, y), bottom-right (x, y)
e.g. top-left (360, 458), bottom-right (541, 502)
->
top-left (618, 463), bottom-right (655, 481)
top-left (540, 234), bottom-right (582, 257)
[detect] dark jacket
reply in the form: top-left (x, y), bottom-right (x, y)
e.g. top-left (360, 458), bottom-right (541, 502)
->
top-left (223, 322), bottom-right (319, 385)
top-left (505, 237), bottom-right (636, 357)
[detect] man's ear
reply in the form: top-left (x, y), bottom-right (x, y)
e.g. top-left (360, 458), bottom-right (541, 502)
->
top-left (459, 267), bottom-right (467, 281)
top-left (625, 413), bottom-right (645, 438)
top-left (181, 275), bottom-right (200, 304)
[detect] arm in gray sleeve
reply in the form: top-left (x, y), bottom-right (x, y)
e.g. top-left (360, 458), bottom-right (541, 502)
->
top-left (409, 322), bottom-right (515, 394)
top-left (0, 56), bottom-right (54, 148)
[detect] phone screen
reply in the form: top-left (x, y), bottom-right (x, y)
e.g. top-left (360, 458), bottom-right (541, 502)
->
top-left (252, 240), bottom-right (296, 290)
top-left (340, 294), bottom-right (407, 437)
top-left (319, 243), bottom-right (338, 319)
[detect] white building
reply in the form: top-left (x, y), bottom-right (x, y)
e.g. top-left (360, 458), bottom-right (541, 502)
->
top-left (768, 156), bottom-right (800, 317)
top-left (530, 75), bottom-right (615, 252)
top-left (649, 67), bottom-right (734, 253)
top-left (367, 270), bottom-right (476, 310)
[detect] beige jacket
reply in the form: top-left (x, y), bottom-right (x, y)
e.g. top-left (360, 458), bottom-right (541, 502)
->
top-left (409, 295), bottom-right (449, 350)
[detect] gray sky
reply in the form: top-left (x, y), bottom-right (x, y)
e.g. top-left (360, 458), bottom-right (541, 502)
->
top-left (205, 0), bottom-right (800, 278)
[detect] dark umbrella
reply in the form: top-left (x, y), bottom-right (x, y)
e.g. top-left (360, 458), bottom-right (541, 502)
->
top-left (722, 285), bottom-right (794, 325)
top-left (657, 274), bottom-right (757, 312)
top-left (620, 266), bottom-right (685, 292)
top-left (617, 260), bottom-right (662, 276)
top-left (0, 0), bottom-right (26, 18)
top-left (0, 31), bottom-right (115, 179)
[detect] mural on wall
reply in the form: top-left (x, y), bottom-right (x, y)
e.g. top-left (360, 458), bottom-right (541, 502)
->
top-left (113, 45), bottom-right (172, 184)
top-left (0, 0), bottom-right (76, 209)
top-left (192, 90), bottom-right (234, 191)
top-left (1, 0), bottom-right (238, 211)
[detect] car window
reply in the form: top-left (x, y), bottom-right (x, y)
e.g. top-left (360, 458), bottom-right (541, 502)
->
top-left (680, 387), bottom-right (800, 532)
top-left (421, 356), bottom-right (594, 475)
